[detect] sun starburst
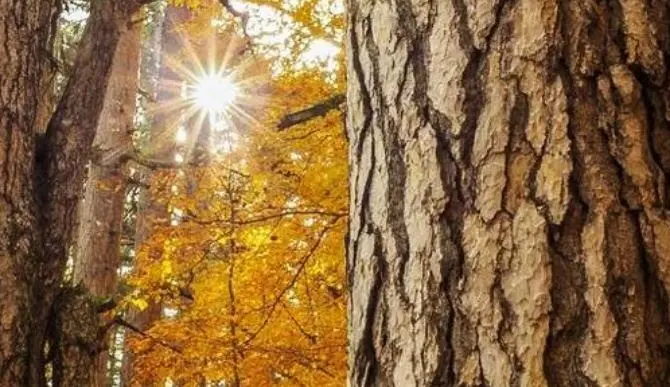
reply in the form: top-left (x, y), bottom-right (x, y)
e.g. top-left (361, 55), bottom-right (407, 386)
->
top-left (145, 30), bottom-right (266, 163)
top-left (189, 72), bottom-right (238, 116)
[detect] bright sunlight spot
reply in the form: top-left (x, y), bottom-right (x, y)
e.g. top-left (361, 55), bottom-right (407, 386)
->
top-left (175, 127), bottom-right (187, 143)
top-left (189, 73), bottom-right (238, 115)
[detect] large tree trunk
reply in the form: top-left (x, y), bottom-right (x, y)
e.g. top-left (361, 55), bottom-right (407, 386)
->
top-left (0, 0), bottom-right (59, 382)
top-left (73, 14), bottom-right (143, 386)
top-left (0, 1), bottom-right (148, 385)
top-left (346, 0), bottom-right (670, 385)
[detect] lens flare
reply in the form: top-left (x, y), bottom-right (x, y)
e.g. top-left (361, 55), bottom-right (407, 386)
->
top-left (190, 73), bottom-right (238, 115)
top-left (144, 31), bottom-right (267, 163)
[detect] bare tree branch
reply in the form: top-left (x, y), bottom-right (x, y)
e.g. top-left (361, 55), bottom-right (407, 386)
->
top-left (113, 316), bottom-right (183, 354)
top-left (277, 94), bottom-right (345, 130)
top-left (184, 209), bottom-right (347, 226)
top-left (282, 302), bottom-right (318, 344)
top-left (219, 0), bottom-right (255, 54)
top-left (247, 345), bottom-right (339, 378)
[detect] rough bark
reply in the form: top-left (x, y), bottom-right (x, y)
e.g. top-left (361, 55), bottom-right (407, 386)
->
top-left (0, 0), bottom-right (149, 385)
top-left (346, 0), bottom-right (670, 385)
top-left (0, 0), bottom-right (59, 382)
top-left (73, 14), bottom-right (143, 386)
top-left (51, 287), bottom-right (100, 386)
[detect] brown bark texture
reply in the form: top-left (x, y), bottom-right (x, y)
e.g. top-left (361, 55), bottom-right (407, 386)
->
top-left (0, 0), bottom-right (59, 383)
top-left (52, 286), bottom-right (100, 386)
top-left (73, 13), bottom-right (143, 386)
top-left (0, 0), bottom-right (148, 385)
top-left (346, 0), bottom-right (670, 385)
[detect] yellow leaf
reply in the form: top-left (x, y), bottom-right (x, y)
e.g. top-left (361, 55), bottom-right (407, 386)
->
top-left (131, 298), bottom-right (148, 311)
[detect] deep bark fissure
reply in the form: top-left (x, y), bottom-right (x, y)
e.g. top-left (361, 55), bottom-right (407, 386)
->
top-left (544, 200), bottom-right (592, 386)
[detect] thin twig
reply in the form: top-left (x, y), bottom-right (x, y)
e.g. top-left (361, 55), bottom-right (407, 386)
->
top-left (282, 302), bottom-right (317, 344)
top-left (242, 223), bottom-right (335, 346)
top-left (247, 345), bottom-right (338, 378)
top-left (185, 209), bottom-right (346, 226)
top-left (137, 86), bottom-right (156, 103)
top-left (119, 150), bottom-right (250, 177)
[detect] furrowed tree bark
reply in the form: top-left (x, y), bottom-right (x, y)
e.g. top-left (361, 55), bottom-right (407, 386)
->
top-left (51, 286), bottom-right (101, 386)
top-left (73, 13), bottom-right (143, 386)
top-left (346, 0), bottom-right (670, 385)
top-left (1, 0), bottom-right (149, 385)
top-left (0, 0), bottom-right (59, 383)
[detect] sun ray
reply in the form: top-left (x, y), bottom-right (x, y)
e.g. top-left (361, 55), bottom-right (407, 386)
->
top-left (145, 26), bottom-right (271, 164)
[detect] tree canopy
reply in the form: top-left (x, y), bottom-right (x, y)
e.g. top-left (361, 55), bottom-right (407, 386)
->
top-left (86, 0), bottom-right (349, 384)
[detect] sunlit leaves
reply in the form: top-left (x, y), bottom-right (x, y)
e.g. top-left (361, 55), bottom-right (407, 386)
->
top-left (123, 0), bottom-right (346, 384)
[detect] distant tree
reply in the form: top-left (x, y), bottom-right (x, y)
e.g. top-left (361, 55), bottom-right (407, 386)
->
top-left (73, 12), bottom-right (143, 386)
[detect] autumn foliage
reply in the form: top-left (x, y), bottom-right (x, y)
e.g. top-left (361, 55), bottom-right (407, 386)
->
top-left (117, 0), bottom-right (347, 384)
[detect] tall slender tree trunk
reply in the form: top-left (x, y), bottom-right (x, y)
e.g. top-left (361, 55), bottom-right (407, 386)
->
top-left (73, 14), bottom-right (143, 386)
top-left (152, 4), bottom-right (192, 159)
top-left (121, 6), bottom-right (190, 385)
top-left (346, 0), bottom-right (670, 385)
top-left (0, 1), bottom-right (149, 385)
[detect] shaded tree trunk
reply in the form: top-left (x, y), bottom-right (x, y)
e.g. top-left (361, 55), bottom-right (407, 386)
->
top-left (73, 13), bottom-right (143, 386)
top-left (346, 0), bottom-right (670, 385)
top-left (51, 287), bottom-right (101, 386)
top-left (0, 0), bottom-right (59, 383)
top-left (0, 0), bottom-right (149, 385)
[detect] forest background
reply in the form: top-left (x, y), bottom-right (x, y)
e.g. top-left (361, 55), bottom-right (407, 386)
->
top-left (60, 0), bottom-right (347, 385)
